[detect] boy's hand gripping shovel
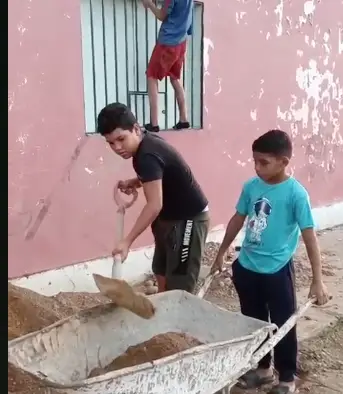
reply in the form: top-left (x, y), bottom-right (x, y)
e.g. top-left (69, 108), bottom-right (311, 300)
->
top-left (93, 183), bottom-right (155, 319)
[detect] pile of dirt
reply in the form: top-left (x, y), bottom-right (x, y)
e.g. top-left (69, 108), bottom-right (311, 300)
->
top-left (8, 283), bottom-right (73, 340)
top-left (201, 241), bottom-right (233, 266)
top-left (293, 240), bottom-right (335, 290)
top-left (8, 363), bottom-right (58, 394)
top-left (53, 291), bottom-right (109, 311)
top-left (8, 283), bottom-right (107, 393)
top-left (298, 317), bottom-right (343, 376)
top-left (89, 332), bottom-right (203, 378)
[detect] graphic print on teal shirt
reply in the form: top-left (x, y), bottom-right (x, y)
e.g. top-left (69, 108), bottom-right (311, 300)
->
top-left (236, 177), bottom-right (315, 274)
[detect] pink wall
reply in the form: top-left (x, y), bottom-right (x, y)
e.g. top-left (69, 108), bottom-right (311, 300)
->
top-left (8, 0), bottom-right (343, 278)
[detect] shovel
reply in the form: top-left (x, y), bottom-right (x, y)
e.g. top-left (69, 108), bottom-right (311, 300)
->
top-left (92, 182), bottom-right (155, 319)
top-left (93, 273), bottom-right (155, 319)
top-left (111, 182), bottom-right (138, 279)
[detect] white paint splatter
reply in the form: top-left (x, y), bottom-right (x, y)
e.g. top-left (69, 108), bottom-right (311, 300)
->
top-left (214, 78), bottom-right (222, 96)
top-left (266, 32), bottom-right (271, 40)
top-left (18, 78), bottom-right (28, 88)
top-left (250, 109), bottom-right (257, 121)
top-left (297, 50), bottom-right (304, 57)
top-left (84, 167), bottom-right (93, 175)
top-left (8, 92), bottom-right (15, 111)
top-left (203, 37), bottom-right (214, 95)
top-left (236, 160), bottom-right (246, 167)
top-left (299, 1), bottom-right (316, 26)
top-left (17, 24), bottom-right (26, 35)
top-left (338, 29), bottom-right (343, 55)
top-left (16, 133), bottom-right (29, 145)
top-left (274, 0), bottom-right (284, 37)
top-left (322, 31), bottom-right (331, 55)
top-left (203, 38), bottom-right (214, 74)
top-left (304, 0), bottom-right (315, 16)
top-left (235, 11), bottom-right (246, 25)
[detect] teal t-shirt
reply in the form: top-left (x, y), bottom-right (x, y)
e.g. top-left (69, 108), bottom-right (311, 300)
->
top-left (236, 176), bottom-right (315, 274)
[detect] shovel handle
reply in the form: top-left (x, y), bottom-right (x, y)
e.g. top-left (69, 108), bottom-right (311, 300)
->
top-left (112, 186), bottom-right (137, 279)
top-left (112, 202), bottom-right (126, 278)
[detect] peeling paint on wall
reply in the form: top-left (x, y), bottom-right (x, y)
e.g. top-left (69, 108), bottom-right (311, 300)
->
top-left (84, 167), bottom-right (93, 175)
top-left (235, 11), bottom-right (246, 25)
top-left (339, 28), bottom-right (343, 55)
top-left (298, 0), bottom-right (315, 26)
top-left (8, 92), bottom-right (15, 112)
top-left (277, 60), bottom-right (342, 135)
top-left (214, 77), bottom-right (222, 96)
top-left (203, 37), bottom-right (214, 79)
top-left (250, 109), bottom-right (257, 121)
top-left (277, 57), bottom-right (342, 177)
top-left (203, 37), bottom-right (214, 111)
top-left (274, 0), bottom-right (284, 37)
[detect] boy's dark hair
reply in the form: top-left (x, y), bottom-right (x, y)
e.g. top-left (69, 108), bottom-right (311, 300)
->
top-left (97, 103), bottom-right (137, 136)
top-left (252, 129), bottom-right (293, 158)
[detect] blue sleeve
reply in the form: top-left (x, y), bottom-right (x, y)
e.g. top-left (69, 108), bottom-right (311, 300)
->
top-left (164, 0), bottom-right (175, 14)
top-left (294, 188), bottom-right (315, 230)
top-left (235, 184), bottom-right (250, 216)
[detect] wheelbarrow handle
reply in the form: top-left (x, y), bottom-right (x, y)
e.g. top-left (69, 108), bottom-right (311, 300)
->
top-left (250, 297), bottom-right (315, 365)
top-left (197, 267), bottom-right (230, 299)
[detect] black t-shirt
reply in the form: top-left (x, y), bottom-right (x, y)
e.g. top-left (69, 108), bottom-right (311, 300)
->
top-left (132, 132), bottom-right (208, 220)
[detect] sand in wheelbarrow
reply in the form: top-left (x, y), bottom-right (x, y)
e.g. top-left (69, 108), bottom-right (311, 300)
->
top-left (89, 332), bottom-right (203, 378)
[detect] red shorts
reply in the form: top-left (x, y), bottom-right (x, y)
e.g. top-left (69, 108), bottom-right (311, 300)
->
top-left (146, 41), bottom-right (187, 81)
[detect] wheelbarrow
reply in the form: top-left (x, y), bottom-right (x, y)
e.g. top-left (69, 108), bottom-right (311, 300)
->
top-left (8, 290), bottom-right (313, 394)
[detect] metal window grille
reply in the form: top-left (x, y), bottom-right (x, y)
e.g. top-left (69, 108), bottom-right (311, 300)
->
top-left (80, 0), bottom-right (204, 133)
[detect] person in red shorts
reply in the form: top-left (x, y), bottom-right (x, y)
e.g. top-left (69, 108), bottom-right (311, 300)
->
top-left (142, 0), bottom-right (193, 132)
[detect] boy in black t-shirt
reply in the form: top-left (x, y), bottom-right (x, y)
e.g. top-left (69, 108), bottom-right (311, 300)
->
top-left (97, 103), bottom-right (209, 293)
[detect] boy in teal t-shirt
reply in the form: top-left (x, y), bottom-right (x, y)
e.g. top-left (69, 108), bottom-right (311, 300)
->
top-left (213, 130), bottom-right (330, 394)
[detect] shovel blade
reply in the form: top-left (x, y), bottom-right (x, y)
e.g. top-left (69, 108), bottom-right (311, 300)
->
top-left (93, 274), bottom-right (155, 319)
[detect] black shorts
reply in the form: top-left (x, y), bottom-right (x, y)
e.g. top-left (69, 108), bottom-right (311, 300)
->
top-left (151, 211), bottom-right (209, 293)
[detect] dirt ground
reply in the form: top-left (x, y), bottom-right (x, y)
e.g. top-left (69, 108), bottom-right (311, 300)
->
top-left (200, 226), bottom-right (343, 393)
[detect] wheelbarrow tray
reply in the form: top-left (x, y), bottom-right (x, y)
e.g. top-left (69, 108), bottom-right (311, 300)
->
top-left (8, 290), bottom-right (274, 394)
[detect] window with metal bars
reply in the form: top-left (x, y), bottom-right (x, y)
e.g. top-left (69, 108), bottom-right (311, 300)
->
top-left (80, 0), bottom-right (204, 133)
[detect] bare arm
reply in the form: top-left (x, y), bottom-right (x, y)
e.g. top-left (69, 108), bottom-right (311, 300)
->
top-left (301, 228), bottom-right (323, 283)
top-left (217, 212), bottom-right (246, 257)
top-left (125, 180), bottom-right (162, 246)
top-left (128, 177), bottom-right (142, 189)
top-left (145, 0), bottom-right (168, 21)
